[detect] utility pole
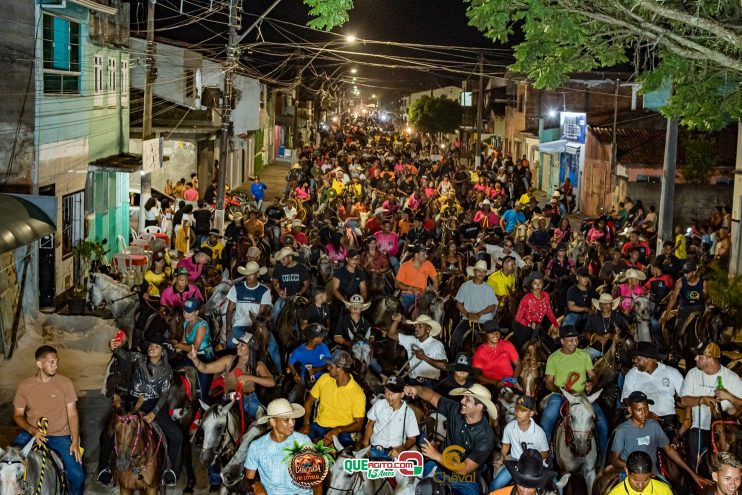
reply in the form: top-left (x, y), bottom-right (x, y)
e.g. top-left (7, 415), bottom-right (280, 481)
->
top-left (609, 79), bottom-right (619, 213)
top-left (216, 0), bottom-right (240, 233)
top-left (657, 116), bottom-right (678, 253)
top-left (475, 52), bottom-right (484, 168)
top-left (138, 0), bottom-right (156, 234)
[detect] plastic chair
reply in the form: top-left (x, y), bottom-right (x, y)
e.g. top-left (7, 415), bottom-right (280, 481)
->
top-left (144, 225), bottom-right (162, 234)
top-left (117, 234), bottom-right (129, 254)
top-left (138, 232), bottom-right (155, 242)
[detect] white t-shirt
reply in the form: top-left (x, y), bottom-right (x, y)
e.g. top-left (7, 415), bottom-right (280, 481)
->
top-left (681, 366), bottom-right (742, 429)
top-left (455, 281), bottom-right (498, 323)
top-left (622, 363), bottom-right (684, 417)
top-left (398, 334), bottom-right (447, 380)
top-left (367, 399), bottom-right (420, 449)
top-left (485, 244), bottom-right (525, 269)
top-left (502, 418), bottom-right (549, 461)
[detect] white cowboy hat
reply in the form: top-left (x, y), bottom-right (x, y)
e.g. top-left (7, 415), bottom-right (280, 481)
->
top-left (592, 293), bottom-right (620, 311)
top-left (231, 212), bottom-right (243, 222)
top-left (450, 384), bottom-right (498, 421)
top-left (237, 261), bottom-right (268, 276)
top-left (405, 314), bottom-right (442, 338)
top-left (275, 246), bottom-right (299, 261)
top-left (466, 260), bottom-right (495, 278)
top-left (551, 191), bottom-right (561, 198)
top-left (291, 162), bottom-right (302, 170)
top-left (373, 207), bottom-right (389, 217)
top-left (256, 398), bottom-right (305, 425)
top-left (481, 199), bottom-right (491, 207)
top-left (621, 268), bottom-right (647, 282)
top-left (343, 294), bottom-right (371, 311)
top-left (291, 219), bottom-right (304, 229)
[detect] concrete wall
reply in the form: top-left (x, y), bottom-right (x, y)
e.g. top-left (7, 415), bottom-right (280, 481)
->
top-left (627, 183), bottom-right (732, 229)
top-left (130, 38), bottom-right (202, 108)
top-left (202, 60), bottom-right (261, 134)
top-left (0, 0), bottom-right (35, 192)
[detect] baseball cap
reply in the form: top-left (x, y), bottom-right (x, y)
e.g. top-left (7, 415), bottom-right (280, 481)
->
top-left (693, 341), bottom-right (721, 359)
top-left (183, 297), bottom-right (201, 313)
top-left (515, 395), bottom-right (537, 412)
top-left (174, 266), bottom-right (190, 277)
top-left (304, 324), bottom-right (328, 340)
top-left (323, 349), bottom-right (354, 369)
top-left (384, 375), bottom-right (405, 393)
top-left (625, 391), bottom-right (655, 405)
top-left (682, 261), bottom-right (698, 274)
top-left (411, 244), bottom-right (429, 254)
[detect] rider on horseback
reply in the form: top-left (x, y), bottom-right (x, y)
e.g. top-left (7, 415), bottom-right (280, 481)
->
top-left (98, 334), bottom-right (181, 487)
top-left (450, 260), bottom-right (499, 358)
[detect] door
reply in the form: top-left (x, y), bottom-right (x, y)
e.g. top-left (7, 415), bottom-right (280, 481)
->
top-left (38, 184), bottom-right (56, 308)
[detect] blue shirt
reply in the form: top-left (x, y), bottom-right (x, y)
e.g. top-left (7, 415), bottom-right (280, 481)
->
top-left (502, 209), bottom-right (526, 233)
top-left (251, 182), bottom-right (267, 200)
top-left (289, 343), bottom-right (331, 380)
top-left (244, 431), bottom-right (313, 495)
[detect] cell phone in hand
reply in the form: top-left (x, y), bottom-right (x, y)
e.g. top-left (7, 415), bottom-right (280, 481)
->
top-left (114, 330), bottom-right (126, 344)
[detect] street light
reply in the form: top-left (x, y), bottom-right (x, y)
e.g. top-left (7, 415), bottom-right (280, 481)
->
top-left (548, 109), bottom-right (557, 118)
top-left (345, 34), bottom-right (357, 43)
top-left (351, 68), bottom-right (357, 74)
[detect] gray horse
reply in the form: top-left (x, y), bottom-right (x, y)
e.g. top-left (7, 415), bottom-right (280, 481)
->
top-left (88, 272), bottom-right (139, 334)
top-left (554, 389), bottom-right (602, 495)
top-left (327, 442), bottom-right (419, 495)
top-left (632, 295), bottom-right (654, 343)
top-left (219, 424), bottom-right (266, 493)
top-left (0, 446), bottom-right (65, 495)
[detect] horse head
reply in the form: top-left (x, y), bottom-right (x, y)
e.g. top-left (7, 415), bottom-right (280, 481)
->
top-left (632, 295), bottom-right (654, 321)
top-left (199, 400), bottom-right (238, 466)
top-left (0, 447), bottom-right (25, 495)
top-left (351, 339), bottom-right (372, 374)
top-left (87, 273), bottom-right (104, 308)
top-left (561, 388), bottom-right (602, 457)
top-left (220, 424), bottom-right (266, 488)
top-left (326, 445), bottom-right (372, 495)
top-left (111, 394), bottom-right (152, 473)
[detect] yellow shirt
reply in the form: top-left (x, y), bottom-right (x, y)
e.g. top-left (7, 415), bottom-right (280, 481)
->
top-left (201, 240), bottom-right (224, 263)
top-left (607, 479), bottom-right (672, 495)
top-left (487, 270), bottom-right (515, 300)
top-left (310, 373), bottom-right (366, 428)
top-left (440, 202), bottom-right (463, 216)
top-left (331, 178), bottom-right (346, 195)
top-left (519, 193), bottom-right (533, 205)
top-left (674, 233), bottom-right (686, 260)
top-left (144, 270), bottom-right (168, 297)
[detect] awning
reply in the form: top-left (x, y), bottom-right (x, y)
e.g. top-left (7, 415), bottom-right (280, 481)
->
top-left (0, 194), bottom-right (57, 254)
top-left (538, 139), bottom-right (568, 153)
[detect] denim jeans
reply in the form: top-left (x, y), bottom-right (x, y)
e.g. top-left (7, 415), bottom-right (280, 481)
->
top-left (228, 325), bottom-right (282, 370)
top-left (587, 346), bottom-right (603, 361)
top-left (14, 432), bottom-right (85, 495)
top-left (370, 446), bottom-right (394, 460)
top-left (562, 312), bottom-right (586, 328)
top-left (423, 461), bottom-right (481, 495)
top-left (309, 423), bottom-right (354, 447)
top-left (540, 393), bottom-right (608, 462)
top-left (176, 356), bottom-right (214, 400)
top-left (272, 297), bottom-right (287, 326)
top-left (489, 465), bottom-right (513, 490)
top-left (400, 293), bottom-right (417, 314)
top-left (389, 256), bottom-right (400, 274)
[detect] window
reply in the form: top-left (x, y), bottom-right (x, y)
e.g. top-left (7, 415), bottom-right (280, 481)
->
top-left (184, 69), bottom-right (195, 100)
top-left (62, 191), bottom-right (85, 258)
top-left (120, 59), bottom-right (129, 107)
top-left (636, 175), bottom-right (661, 184)
top-left (42, 14), bottom-right (80, 95)
top-left (93, 53), bottom-right (103, 106)
top-left (108, 57), bottom-right (117, 106)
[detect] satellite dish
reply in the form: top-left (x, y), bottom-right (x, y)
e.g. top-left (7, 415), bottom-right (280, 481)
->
top-left (195, 68), bottom-right (202, 100)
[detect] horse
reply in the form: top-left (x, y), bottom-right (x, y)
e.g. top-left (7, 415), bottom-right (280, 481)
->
top-left (219, 425), bottom-right (267, 493)
top-left (88, 272), bottom-right (139, 336)
top-left (326, 444), bottom-right (419, 495)
top-left (554, 389), bottom-right (602, 495)
top-left (0, 446), bottom-right (65, 495)
top-left (369, 295), bottom-right (401, 328)
top-left (275, 296), bottom-right (307, 365)
top-left (631, 295), bottom-right (654, 343)
top-left (592, 332), bottom-right (635, 423)
top-left (519, 343), bottom-right (547, 398)
top-left (203, 271), bottom-right (239, 348)
top-left (198, 400), bottom-right (241, 468)
top-left (110, 394), bottom-right (165, 495)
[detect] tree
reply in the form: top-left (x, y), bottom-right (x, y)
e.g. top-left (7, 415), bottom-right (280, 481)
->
top-left (681, 134), bottom-right (718, 184)
top-left (464, 0), bottom-right (741, 131)
top-left (407, 95), bottom-right (463, 135)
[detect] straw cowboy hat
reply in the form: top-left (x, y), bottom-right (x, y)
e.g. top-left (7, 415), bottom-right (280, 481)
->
top-left (466, 260), bottom-right (495, 278)
top-left (275, 246), bottom-right (299, 261)
top-left (230, 211), bottom-right (243, 222)
top-left (373, 207), bottom-right (389, 217)
top-left (480, 199), bottom-right (492, 207)
top-left (291, 219), bottom-right (305, 229)
top-left (405, 314), bottom-right (442, 338)
top-left (621, 268), bottom-right (647, 282)
top-left (343, 294), bottom-right (371, 311)
top-left (291, 162), bottom-right (302, 170)
top-left (237, 261), bottom-right (268, 276)
top-left (551, 190), bottom-right (561, 199)
top-left (592, 293), bottom-right (620, 311)
top-left (450, 383), bottom-right (498, 421)
top-left (256, 398), bottom-right (305, 425)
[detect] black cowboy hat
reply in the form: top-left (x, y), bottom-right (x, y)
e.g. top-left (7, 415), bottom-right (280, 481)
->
top-left (505, 448), bottom-right (557, 489)
top-left (634, 342), bottom-right (661, 360)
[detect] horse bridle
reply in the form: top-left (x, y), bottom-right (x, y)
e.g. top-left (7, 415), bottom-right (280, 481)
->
top-left (113, 412), bottom-right (162, 472)
top-left (1, 455), bottom-right (28, 494)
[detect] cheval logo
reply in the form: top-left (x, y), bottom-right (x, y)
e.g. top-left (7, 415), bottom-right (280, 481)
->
top-left (342, 450), bottom-right (424, 479)
top-left (440, 445), bottom-right (466, 471)
top-left (283, 441), bottom-right (334, 488)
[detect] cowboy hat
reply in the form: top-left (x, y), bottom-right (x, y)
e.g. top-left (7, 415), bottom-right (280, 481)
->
top-left (291, 219), bottom-right (305, 229)
top-left (466, 260), bottom-right (495, 278)
top-left (592, 293), bottom-right (620, 311)
top-left (405, 314), bottom-right (442, 338)
top-left (551, 191), bottom-right (561, 198)
top-left (481, 199), bottom-right (492, 207)
top-left (291, 163), bottom-right (302, 170)
top-left (446, 352), bottom-right (481, 375)
top-left (275, 246), bottom-right (299, 261)
top-left (450, 383), bottom-right (498, 420)
top-left (621, 268), bottom-right (647, 281)
top-left (522, 270), bottom-right (545, 290)
top-left (256, 398), bottom-right (305, 424)
top-left (237, 261), bottom-right (268, 276)
top-left (230, 212), bottom-right (243, 222)
top-left (373, 207), bottom-right (389, 217)
top-left (343, 294), bottom-right (371, 311)
top-left (505, 449), bottom-right (557, 489)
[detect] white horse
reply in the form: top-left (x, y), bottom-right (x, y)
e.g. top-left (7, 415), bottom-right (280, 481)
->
top-left (203, 271), bottom-right (241, 347)
top-left (632, 295), bottom-right (654, 343)
top-left (219, 424), bottom-right (267, 493)
top-left (554, 388), bottom-right (602, 494)
top-left (87, 272), bottom-right (139, 334)
top-left (0, 446), bottom-right (65, 495)
top-left (327, 442), bottom-right (419, 495)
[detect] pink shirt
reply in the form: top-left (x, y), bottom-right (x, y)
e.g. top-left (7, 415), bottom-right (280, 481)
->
top-left (474, 210), bottom-right (499, 228)
top-left (615, 283), bottom-right (646, 314)
top-left (374, 231), bottom-right (399, 257)
top-left (160, 284), bottom-right (203, 309)
top-left (176, 256), bottom-right (202, 282)
top-left (183, 188), bottom-right (199, 201)
top-left (515, 292), bottom-right (559, 328)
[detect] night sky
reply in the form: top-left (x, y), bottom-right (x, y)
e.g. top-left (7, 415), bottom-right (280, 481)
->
top-left (133, 0), bottom-right (511, 105)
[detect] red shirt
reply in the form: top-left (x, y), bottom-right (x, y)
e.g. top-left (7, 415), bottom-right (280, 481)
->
top-left (515, 292), bottom-right (559, 328)
top-left (473, 340), bottom-right (519, 381)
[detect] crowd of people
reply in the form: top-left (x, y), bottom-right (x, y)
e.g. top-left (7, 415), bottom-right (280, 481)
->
top-left (8, 113), bottom-right (742, 495)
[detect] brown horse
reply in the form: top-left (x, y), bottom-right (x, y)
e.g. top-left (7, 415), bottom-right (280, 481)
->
top-left (519, 343), bottom-right (547, 398)
top-left (111, 395), bottom-right (164, 495)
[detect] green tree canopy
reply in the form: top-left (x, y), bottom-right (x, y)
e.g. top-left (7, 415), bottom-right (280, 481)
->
top-left (407, 95), bottom-right (463, 135)
top-left (304, 0), bottom-right (741, 131)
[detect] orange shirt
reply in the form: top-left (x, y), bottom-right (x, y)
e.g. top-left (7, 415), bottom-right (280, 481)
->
top-left (398, 219), bottom-right (412, 236)
top-left (396, 260), bottom-right (437, 291)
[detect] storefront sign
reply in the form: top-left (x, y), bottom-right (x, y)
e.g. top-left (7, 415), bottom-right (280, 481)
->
top-left (560, 112), bottom-right (587, 144)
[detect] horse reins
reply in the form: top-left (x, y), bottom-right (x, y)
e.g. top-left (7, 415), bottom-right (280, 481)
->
top-left (113, 412), bottom-right (163, 473)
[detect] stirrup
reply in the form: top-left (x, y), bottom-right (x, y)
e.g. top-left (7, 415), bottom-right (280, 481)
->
top-left (162, 468), bottom-right (177, 487)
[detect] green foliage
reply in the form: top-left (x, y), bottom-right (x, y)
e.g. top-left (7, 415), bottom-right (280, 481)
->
top-left (303, 0), bottom-right (353, 31)
top-left (680, 134), bottom-right (718, 184)
top-left (72, 239), bottom-right (106, 291)
top-left (407, 95), bottom-right (463, 134)
top-left (706, 264), bottom-right (742, 331)
top-left (465, 0), bottom-right (742, 131)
